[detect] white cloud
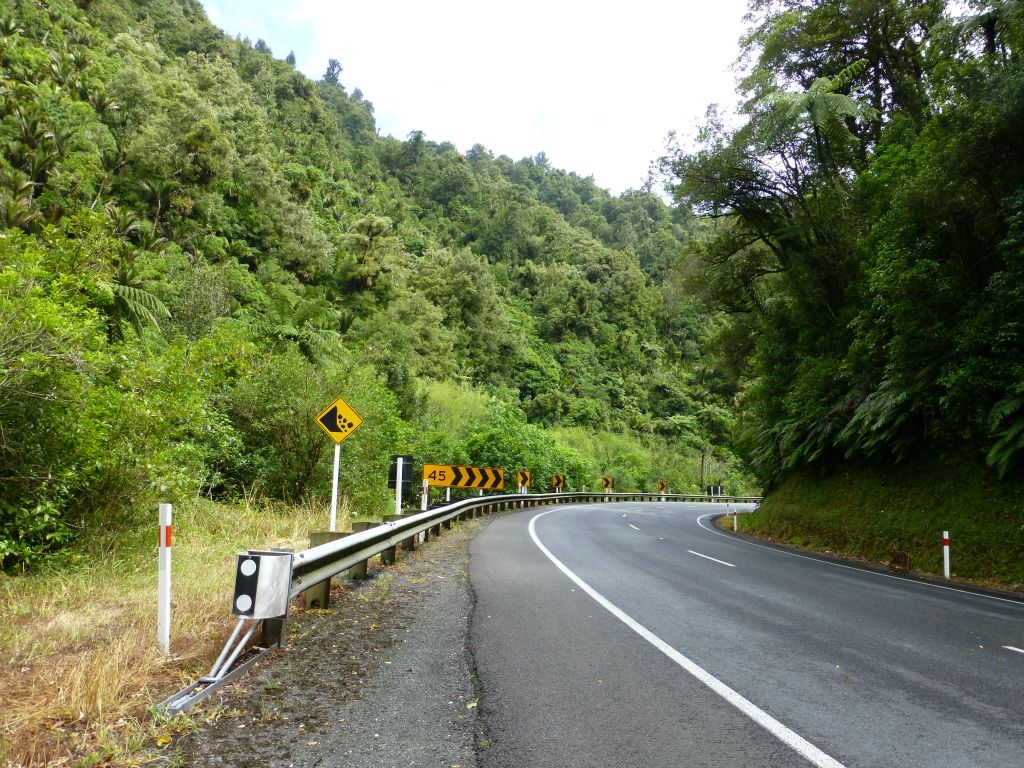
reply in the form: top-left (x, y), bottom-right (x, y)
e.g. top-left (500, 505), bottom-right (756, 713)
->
top-left (202, 0), bottom-right (749, 193)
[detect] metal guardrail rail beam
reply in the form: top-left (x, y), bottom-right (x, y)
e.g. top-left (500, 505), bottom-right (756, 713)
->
top-left (159, 491), bottom-right (760, 713)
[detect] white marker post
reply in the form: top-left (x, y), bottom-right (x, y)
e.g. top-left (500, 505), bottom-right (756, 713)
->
top-left (393, 456), bottom-right (404, 517)
top-left (446, 487), bottom-right (451, 503)
top-left (731, 505), bottom-right (737, 532)
top-left (943, 530), bottom-right (950, 579)
top-left (157, 503), bottom-right (172, 655)
top-left (421, 479), bottom-right (429, 511)
top-left (329, 442), bottom-right (341, 532)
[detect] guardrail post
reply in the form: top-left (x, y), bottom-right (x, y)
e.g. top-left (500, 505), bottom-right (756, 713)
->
top-left (442, 516), bottom-right (452, 530)
top-left (401, 512), bottom-right (418, 550)
top-left (348, 521), bottom-right (376, 578)
top-left (261, 547), bottom-right (293, 647)
top-left (381, 515), bottom-right (403, 564)
top-left (304, 531), bottom-right (346, 608)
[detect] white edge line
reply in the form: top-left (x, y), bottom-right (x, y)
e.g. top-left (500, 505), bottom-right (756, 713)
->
top-left (529, 510), bottom-right (846, 768)
top-left (628, 523), bottom-right (641, 531)
top-left (687, 549), bottom-right (735, 567)
top-left (695, 514), bottom-right (1024, 607)
top-left (1003, 645), bottom-right (1024, 655)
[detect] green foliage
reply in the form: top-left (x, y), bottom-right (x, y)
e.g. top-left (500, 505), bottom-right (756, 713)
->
top-left (666, 0), bottom-right (1024, 490)
top-left (0, 0), bottom-right (751, 567)
top-left (743, 454), bottom-right (1024, 586)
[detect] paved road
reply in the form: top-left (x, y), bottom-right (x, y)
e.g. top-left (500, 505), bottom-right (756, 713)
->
top-left (469, 502), bottom-right (1024, 767)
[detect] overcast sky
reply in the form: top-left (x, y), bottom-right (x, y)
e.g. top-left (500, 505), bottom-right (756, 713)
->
top-left (199, 0), bottom-right (750, 195)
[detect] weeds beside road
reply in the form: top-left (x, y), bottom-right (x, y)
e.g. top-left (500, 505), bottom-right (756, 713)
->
top-left (0, 495), bottom-right (348, 767)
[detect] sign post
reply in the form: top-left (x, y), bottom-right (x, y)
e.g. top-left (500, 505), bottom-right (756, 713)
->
top-left (329, 444), bottom-right (341, 531)
top-left (388, 455), bottom-right (413, 517)
top-left (157, 502), bottom-right (172, 655)
top-left (315, 395), bottom-right (364, 532)
top-left (391, 456), bottom-right (403, 518)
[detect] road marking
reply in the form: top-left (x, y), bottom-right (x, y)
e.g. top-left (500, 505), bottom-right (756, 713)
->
top-left (628, 523), bottom-right (641, 531)
top-left (687, 550), bottom-right (735, 567)
top-left (695, 514), bottom-right (1024, 607)
top-left (529, 510), bottom-right (847, 768)
top-left (622, 513), bottom-right (628, 518)
top-left (1004, 645), bottom-right (1024, 655)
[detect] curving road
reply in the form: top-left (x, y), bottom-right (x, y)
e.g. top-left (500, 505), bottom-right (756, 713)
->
top-left (468, 502), bottom-right (1024, 767)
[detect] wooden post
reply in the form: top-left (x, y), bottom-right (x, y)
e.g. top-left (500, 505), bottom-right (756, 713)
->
top-left (381, 514), bottom-right (403, 564)
top-left (304, 531), bottom-right (346, 608)
top-left (348, 521), bottom-right (376, 579)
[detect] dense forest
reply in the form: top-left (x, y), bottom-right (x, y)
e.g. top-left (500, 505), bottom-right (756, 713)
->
top-left (0, 0), bottom-right (747, 568)
top-left (663, 0), bottom-right (1024, 489)
top-left (3, 0), bottom-right (1022, 572)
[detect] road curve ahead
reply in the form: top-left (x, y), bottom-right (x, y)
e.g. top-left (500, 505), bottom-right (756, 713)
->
top-left (468, 502), bottom-right (1024, 768)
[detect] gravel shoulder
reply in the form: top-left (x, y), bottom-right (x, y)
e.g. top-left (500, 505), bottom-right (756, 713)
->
top-left (171, 516), bottom-right (488, 768)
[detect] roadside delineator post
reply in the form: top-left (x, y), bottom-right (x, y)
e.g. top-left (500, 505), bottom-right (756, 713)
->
top-left (157, 502), bottom-right (172, 655)
top-left (943, 530), bottom-right (950, 579)
top-left (421, 479), bottom-right (429, 512)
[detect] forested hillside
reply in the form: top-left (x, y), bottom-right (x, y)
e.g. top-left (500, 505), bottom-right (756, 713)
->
top-left (0, 0), bottom-right (747, 567)
top-left (664, 0), bottom-right (1024, 488)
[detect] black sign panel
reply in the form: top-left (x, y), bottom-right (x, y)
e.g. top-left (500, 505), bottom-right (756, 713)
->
top-left (388, 455), bottom-right (414, 489)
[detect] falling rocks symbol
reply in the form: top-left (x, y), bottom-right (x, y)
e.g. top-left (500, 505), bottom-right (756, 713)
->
top-left (319, 405), bottom-right (354, 434)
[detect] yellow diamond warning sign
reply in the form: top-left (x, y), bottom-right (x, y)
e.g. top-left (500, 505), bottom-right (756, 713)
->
top-left (315, 396), bottom-right (363, 444)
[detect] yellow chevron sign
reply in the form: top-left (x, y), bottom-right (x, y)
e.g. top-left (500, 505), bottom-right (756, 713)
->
top-left (550, 474), bottom-right (565, 490)
top-left (657, 481), bottom-right (668, 493)
top-left (422, 464), bottom-right (504, 491)
top-left (601, 476), bottom-right (614, 490)
top-left (517, 470), bottom-right (531, 488)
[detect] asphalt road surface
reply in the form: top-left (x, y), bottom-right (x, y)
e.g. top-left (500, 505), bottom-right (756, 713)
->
top-left (469, 502), bottom-right (1024, 767)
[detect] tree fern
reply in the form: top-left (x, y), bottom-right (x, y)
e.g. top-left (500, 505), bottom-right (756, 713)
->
top-left (105, 282), bottom-right (170, 341)
top-left (987, 384), bottom-right (1024, 477)
top-left (838, 379), bottom-right (918, 461)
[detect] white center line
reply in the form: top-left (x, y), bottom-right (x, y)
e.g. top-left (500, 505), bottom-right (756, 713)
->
top-left (687, 550), bottom-right (735, 567)
top-left (529, 511), bottom-right (845, 768)
top-left (1003, 645), bottom-right (1024, 655)
top-left (622, 513), bottom-right (628, 518)
top-left (628, 523), bottom-right (641, 531)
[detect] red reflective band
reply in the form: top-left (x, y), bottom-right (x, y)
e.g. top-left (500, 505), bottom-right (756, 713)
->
top-left (943, 538), bottom-right (949, 546)
top-left (161, 526), bottom-right (172, 548)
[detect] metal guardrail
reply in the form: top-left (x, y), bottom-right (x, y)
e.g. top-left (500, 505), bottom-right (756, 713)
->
top-left (158, 491), bottom-right (760, 713)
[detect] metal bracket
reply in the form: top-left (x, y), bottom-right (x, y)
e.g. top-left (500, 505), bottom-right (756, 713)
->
top-left (157, 618), bottom-right (277, 714)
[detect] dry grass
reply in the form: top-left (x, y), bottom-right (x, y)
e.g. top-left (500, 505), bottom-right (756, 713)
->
top-left (0, 493), bottom-right (361, 767)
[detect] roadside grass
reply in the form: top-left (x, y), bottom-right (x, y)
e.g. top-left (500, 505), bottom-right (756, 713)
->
top-left (739, 453), bottom-right (1024, 590)
top-left (0, 493), bottom-right (360, 767)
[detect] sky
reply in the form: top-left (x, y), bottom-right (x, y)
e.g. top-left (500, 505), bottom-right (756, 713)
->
top-left (199, 0), bottom-right (751, 195)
